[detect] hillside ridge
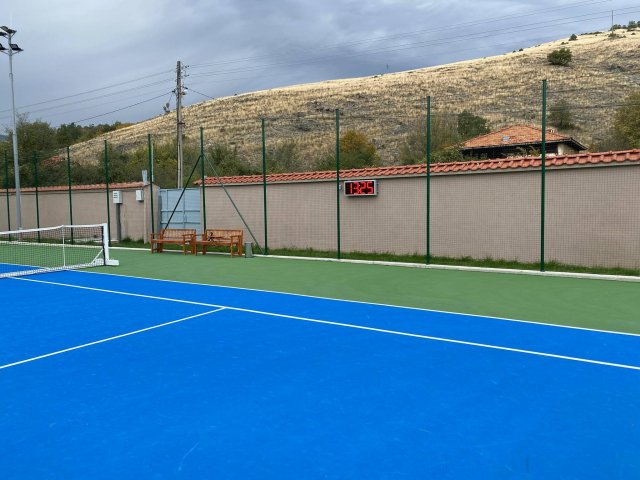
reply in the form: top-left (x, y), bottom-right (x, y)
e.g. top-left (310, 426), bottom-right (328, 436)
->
top-left (70, 30), bottom-right (640, 167)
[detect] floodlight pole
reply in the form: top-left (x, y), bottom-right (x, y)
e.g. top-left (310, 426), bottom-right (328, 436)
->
top-left (1, 26), bottom-right (22, 229)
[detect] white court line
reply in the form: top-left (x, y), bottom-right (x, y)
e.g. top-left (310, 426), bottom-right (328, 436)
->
top-left (7, 277), bottom-right (640, 372)
top-left (79, 269), bottom-right (640, 338)
top-left (0, 308), bottom-right (226, 371)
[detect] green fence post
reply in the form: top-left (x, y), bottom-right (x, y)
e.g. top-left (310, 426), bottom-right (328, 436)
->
top-left (33, 151), bottom-right (40, 241)
top-left (540, 79), bottom-right (547, 272)
top-left (200, 127), bottom-right (207, 231)
top-left (3, 150), bottom-right (10, 231)
top-left (426, 96), bottom-right (432, 265)
top-left (261, 118), bottom-right (268, 255)
top-left (104, 140), bottom-right (111, 246)
top-left (66, 146), bottom-right (74, 242)
top-left (147, 134), bottom-right (155, 238)
top-left (335, 108), bottom-right (341, 260)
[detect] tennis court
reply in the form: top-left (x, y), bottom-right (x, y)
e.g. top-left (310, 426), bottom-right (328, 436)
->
top-left (2, 251), bottom-right (640, 479)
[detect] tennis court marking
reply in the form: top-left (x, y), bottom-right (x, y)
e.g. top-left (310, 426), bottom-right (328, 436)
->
top-left (80, 270), bottom-right (640, 338)
top-left (4, 276), bottom-right (640, 373)
top-left (0, 308), bottom-right (226, 371)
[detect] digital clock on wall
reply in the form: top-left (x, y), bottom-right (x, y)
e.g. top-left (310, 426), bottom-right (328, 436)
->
top-left (344, 179), bottom-right (377, 197)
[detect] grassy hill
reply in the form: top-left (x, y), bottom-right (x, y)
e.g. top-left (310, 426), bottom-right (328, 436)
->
top-left (70, 29), bottom-right (640, 168)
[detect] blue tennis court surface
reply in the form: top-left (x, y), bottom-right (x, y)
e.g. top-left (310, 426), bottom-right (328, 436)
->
top-left (1, 270), bottom-right (639, 479)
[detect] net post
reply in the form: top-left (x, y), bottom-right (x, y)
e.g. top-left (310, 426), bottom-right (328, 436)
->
top-left (33, 151), bottom-right (41, 241)
top-left (3, 150), bottom-right (10, 231)
top-left (147, 134), bottom-right (155, 238)
top-left (335, 108), bottom-right (341, 260)
top-left (102, 222), bottom-right (110, 266)
top-left (540, 79), bottom-right (547, 272)
top-left (261, 117), bottom-right (268, 255)
top-left (426, 96), bottom-right (431, 265)
top-left (103, 140), bottom-right (111, 247)
top-left (200, 127), bottom-right (207, 232)
top-left (62, 224), bottom-right (67, 267)
top-left (66, 146), bottom-right (74, 242)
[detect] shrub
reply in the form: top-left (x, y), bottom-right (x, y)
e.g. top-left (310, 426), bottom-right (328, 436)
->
top-left (547, 48), bottom-right (573, 66)
top-left (316, 130), bottom-right (380, 170)
top-left (548, 100), bottom-right (576, 130)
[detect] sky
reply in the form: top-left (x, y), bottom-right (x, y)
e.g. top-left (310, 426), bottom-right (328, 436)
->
top-left (1, 0), bottom-right (638, 129)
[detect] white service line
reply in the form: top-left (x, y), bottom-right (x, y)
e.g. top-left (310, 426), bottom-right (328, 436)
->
top-left (9, 277), bottom-right (640, 372)
top-left (0, 308), bottom-right (226, 371)
top-left (79, 269), bottom-right (640, 338)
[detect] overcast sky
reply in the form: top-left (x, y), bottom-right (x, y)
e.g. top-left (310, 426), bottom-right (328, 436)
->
top-left (1, 0), bottom-right (638, 129)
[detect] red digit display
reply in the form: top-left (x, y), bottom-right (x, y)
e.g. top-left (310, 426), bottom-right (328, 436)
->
top-left (344, 180), bottom-right (377, 196)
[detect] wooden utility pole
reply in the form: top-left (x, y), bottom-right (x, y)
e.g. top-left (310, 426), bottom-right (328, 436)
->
top-left (176, 61), bottom-right (185, 188)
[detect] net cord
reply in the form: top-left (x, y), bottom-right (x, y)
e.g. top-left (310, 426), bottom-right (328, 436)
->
top-left (0, 223), bottom-right (109, 236)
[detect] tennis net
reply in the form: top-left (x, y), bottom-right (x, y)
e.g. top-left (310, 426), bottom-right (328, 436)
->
top-left (0, 223), bottom-right (118, 278)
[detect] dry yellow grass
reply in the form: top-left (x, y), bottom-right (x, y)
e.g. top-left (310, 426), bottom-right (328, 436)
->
top-left (70, 30), bottom-right (640, 167)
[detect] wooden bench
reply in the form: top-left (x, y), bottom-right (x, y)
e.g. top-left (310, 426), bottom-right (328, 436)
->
top-left (150, 228), bottom-right (196, 254)
top-left (195, 229), bottom-right (243, 257)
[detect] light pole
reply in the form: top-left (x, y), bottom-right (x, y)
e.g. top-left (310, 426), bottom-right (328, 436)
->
top-left (0, 26), bottom-right (23, 229)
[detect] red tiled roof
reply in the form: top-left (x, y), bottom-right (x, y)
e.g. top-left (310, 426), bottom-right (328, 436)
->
top-left (14, 181), bottom-right (145, 193)
top-left (198, 149), bottom-right (640, 186)
top-left (462, 125), bottom-right (577, 149)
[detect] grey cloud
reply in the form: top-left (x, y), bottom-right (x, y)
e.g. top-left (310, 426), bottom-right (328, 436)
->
top-left (0, 0), bottom-right (633, 127)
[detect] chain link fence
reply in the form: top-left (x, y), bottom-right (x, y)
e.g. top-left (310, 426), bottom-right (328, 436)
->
top-left (2, 77), bottom-right (639, 275)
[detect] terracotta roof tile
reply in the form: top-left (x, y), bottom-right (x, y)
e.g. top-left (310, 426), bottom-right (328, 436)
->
top-left (197, 149), bottom-right (640, 186)
top-left (15, 181), bottom-right (145, 193)
top-left (462, 125), bottom-right (584, 149)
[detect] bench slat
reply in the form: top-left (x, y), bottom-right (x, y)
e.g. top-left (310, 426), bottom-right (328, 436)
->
top-left (196, 229), bottom-right (244, 256)
top-left (150, 228), bottom-right (197, 254)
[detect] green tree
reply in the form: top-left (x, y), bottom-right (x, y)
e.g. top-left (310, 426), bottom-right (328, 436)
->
top-left (548, 100), bottom-right (576, 130)
top-left (14, 116), bottom-right (58, 156)
top-left (1, 116), bottom-right (60, 187)
top-left (399, 114), bottom-right (461, 165)
top-left (457, 110), bottom-right (490, 139)
top-left (547, 48), bottom-right (573, 66)
top-left (609, 91), bottom-right (640, 148)
top-left (432, 146), bottom-right (464, 163)
top-left (56, 123), bottom-right (84, 146)
top-left (316, 130), bottom-right (380, 170)
top-left (267, 140), bottom-right (300, 173)
top-left (145, 141), bottom-right (179, 187)
top-left (101, 145), bottom-right (139, 184)
top-left (206, 142), bottom-right (260, 177)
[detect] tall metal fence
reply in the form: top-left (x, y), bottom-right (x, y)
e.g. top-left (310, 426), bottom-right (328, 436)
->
top-left (2, 77), bottom-right (639, 276)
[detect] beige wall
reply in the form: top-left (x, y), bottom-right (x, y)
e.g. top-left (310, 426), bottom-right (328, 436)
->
top-left (2, 165), bottom-right (638, 270)
top-left (431, 171), bottom-right (540, 262)
top-left (204, 164), bottom-right (640, 269)
top-left (545, 166), bottom-right (640, 268)
top-left (114, 186), bottom-right (159, 241)
top-left (0, 185), bottom-right (159, 242)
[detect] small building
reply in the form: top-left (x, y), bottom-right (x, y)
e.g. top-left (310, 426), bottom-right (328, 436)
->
top-left (460, 125), bottom-right (586, 159)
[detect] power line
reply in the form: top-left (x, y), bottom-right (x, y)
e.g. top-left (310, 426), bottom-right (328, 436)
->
top-left (187, 8), bottom-right (640, 80)
top-left (11, 79), bottom-right (174, 117)
top-left (189, 0), bottom-right (613, 70)
top-left (0, 69), bottom-right (174, 115)
top-left (0, 86), bottom-right (174, 124)
top-left (69, 92), bottom-right (172, 125)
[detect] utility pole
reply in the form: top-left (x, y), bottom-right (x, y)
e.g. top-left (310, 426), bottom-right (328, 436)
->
top-left (176, 60), bottom-right (185, 188)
